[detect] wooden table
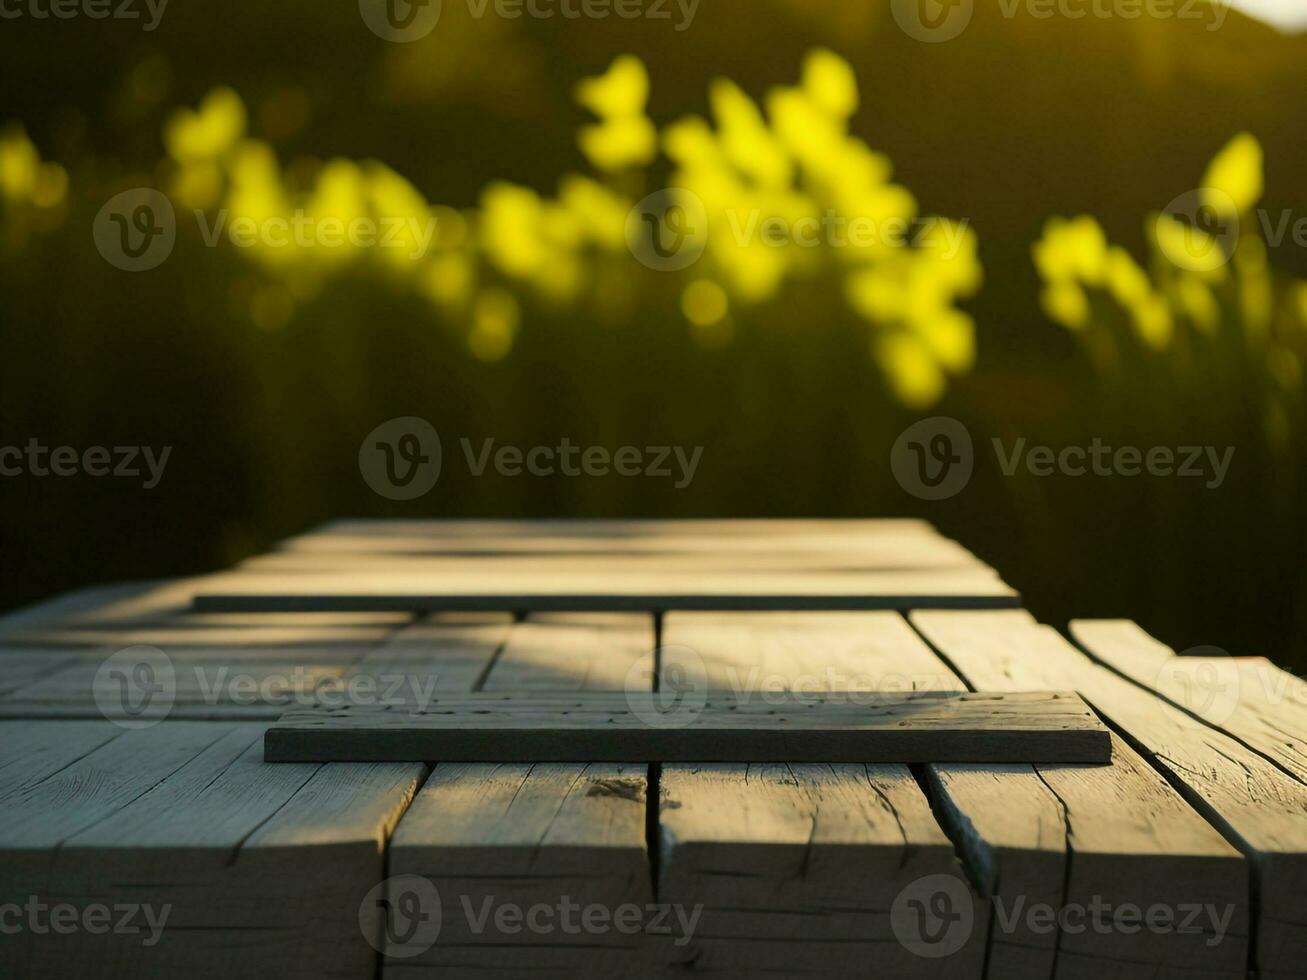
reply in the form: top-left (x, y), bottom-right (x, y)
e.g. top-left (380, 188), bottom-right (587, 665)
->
top-left (0, 519), bottom-right (1301, 979)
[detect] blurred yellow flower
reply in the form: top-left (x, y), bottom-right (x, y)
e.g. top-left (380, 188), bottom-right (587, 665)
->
top-left (127, 52), bottom-right (983, 408)
top-left (917, 309), bottom-right (976, 374)
top-left (1041, 281), bottom-right (1090, 329)
top-left (875, 332), bottom-right (946, 409)
top-left (578, 114), bottom-right (658, 174)
top-left (172, 160), bottom-right (224, 210)
top-left (0, 127), bottom-right (40, 203)
top-left (1032, 216), bottom-right (1107, 285)
top-left (574, 55), bottom-right (649, 119)
top-left (1104, 246), bottom-right (1150, 306)
top-left (575, 56), bottom-right (657, 172)
top-left (165, 87), bottom-right (246, 164)
top-left (709, 79), bottom-right (791, 189)
top-left (801, 48), bottom-right (859, 120)
top-left (29, 162), bottom-right (67, 209)
top-left (422, 251), bottom-right (474, 308)
top-left (469, 289), bottom-right (519, 361)
top-left (1151, 212), bottom-right (1229, 277)
top-left (1173, 275), bottom-right (1219, 333)
top-left (1201, 132), bottom-right (1262, 217)
top-left (1033, 131), bottom-right (1307, 388)
top-left (558, 176), bottom-right (629, 252)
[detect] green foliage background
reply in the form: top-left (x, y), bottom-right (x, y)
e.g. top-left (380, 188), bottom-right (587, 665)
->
top-left (2, 0), bottom-right (1306, 666)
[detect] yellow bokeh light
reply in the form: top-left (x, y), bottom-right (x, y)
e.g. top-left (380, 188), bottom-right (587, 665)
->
top-left (681, 279), bottom-right (729, 327)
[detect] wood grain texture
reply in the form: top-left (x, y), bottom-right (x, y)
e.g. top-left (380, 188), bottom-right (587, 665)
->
top-left (0, 611), bottom-right (431, 721)
top-left (243, 544), bottom-right (998, 577)
top-left (0, 718), bottom-right (424, 979)
top-left (279, 518), bottom-right (947, 554)
top-left (658, 611), bottom-right (988, 980)
top-left (265, 690), bottom-right (1110, 764)
top-left (383, 612), bottom-right (657, 978)
top-left (912, 610), bottom-right (1290, 979)
top-left (191, 565), bottom-right (1020, 613)
top-left (1071, 618), bottom-right (1307, 784)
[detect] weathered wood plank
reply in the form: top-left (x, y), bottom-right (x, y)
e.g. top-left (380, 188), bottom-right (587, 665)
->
top-left (0, 609), bottom-right (435, 721)
top-left (244, 542), bottom-right (997, 575)
top-left (1071, 619), bottom-right (1307, 784)
top-left (191, 563), bottom-right (1020, 613)
top-left (0, 647), bottom-right (84, 695)
top-left (0, 720), bottom-right (125, 802)
top-left (0, 718), bottom-right (424, 979)
top-left (280, 517), bottom-right (947, 555)
top-left (339, 612), bottom-right (513, 704)
top-left (0, 579), bottom-right (204, 645)
top-left (383, 612), bottom-right (656, 978)
top-left (265, 690), bottom-right (1110, 764)
top-left (0, 575), bottom-right (411, 647)
top-left (658, 611), bottom-right (988, 980)
top-left (912, 610), bottom-right (1293, 980)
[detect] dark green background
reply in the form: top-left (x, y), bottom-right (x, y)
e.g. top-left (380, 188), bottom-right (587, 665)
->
top-left (2, 1), bottom-right (1305, 666)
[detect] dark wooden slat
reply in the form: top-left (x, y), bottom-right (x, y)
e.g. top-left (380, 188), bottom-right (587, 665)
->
top-left (264, 690), bottom-right (1110, 764)
top-left (281, 517), bottom-right (945, 552)
top-left (191, 563), bottom-right (1020, 613)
